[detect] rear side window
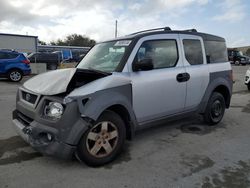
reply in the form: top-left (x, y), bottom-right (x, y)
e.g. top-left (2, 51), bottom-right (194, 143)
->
top-left (0, 52), bottom-right (18, 59)
top-left (204, 41), bottom-right (228, 63)
top-left (136, 40), bottom-right (179, 69)
top-left (7, 53), bottom-right (19, 59)
top-left (183, 39), bottom-right (203, 65)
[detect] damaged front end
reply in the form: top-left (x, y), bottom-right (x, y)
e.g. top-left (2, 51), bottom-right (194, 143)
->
top-left (12, 68), bottom-right (111, 159)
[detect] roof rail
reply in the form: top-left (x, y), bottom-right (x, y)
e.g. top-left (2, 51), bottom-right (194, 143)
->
top-left (182, 29), bottom-right (197, 32)
top-left (128, 27), bottom-right (171, 36)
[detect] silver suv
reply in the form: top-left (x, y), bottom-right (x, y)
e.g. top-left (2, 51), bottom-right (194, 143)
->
top-left (12, 27), bottom-right (233, 166)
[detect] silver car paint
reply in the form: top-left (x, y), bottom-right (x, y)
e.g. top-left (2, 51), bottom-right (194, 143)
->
top-left (179, 34), bottom-right (210, 110)
top-left (66, 72), bottom-right (131, 98)
top-left (23, 68), bottom-right (76, 95)
top-left (123, 34), bottom-right (186, 123)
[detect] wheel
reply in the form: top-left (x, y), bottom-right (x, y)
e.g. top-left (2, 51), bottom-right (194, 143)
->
top-left (48, 63), bottom-right (58, 70)
top-left (235, 61), bottom-right (240, 65)
top-left (247, 84), bottom-right (250, 91)
top-left (76, 111), bottom-right (126, 166)
top-left (203, 92), bottom-right (226, 125)
top-left (8, 69), bottom-right (23, 82)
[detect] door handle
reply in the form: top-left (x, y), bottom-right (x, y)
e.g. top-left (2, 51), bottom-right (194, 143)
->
top-left (176, 73), bottom-right (190, 82)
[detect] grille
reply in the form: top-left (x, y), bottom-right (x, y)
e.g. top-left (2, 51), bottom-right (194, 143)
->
top-left (17, 111), bottom-right (33, 126)
top-left (22, 91), bottom-right (38, 104)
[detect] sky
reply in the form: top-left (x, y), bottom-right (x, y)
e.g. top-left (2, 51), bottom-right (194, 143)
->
top-left (0, 0), bottom-right (249, 47)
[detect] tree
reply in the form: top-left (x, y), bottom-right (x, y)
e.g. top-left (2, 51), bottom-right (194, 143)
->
top-left (50, 34), bottom-right (96, 47)
top-left (38, 39), bottom-right (47, 45)
top-left (246, 48), bottom-right (250, 56)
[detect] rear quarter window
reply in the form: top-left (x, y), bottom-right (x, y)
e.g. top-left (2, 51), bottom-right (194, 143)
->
top-left (183, 39), bottom-right (203, 65)
top-left (204, 41), bottom-right (228, 63)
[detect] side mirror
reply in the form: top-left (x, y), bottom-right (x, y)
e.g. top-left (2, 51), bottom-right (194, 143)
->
top-left (133, 58), bottom-right (154, 71)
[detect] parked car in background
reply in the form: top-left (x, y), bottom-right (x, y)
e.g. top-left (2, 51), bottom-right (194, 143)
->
top-left (0, 50), bottom-right (31, 82)
top-left (228, 49), bottom-right (250, 65)
top-left (245, 67), bottom-right (250, 91)
top-left (28, 52), bottom-right (61, 70)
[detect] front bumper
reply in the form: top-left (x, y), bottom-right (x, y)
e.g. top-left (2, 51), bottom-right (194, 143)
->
top-left (12, 94), bottom-right (90, 160)
top-left (12, 110), bottom-right (76, 159)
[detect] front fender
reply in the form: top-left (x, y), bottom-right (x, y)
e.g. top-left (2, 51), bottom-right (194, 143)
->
top-left (76, 84), bottom-right (137, 124)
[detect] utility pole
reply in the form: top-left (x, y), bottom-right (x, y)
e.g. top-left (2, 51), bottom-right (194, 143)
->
top-left (115, 20), bottom-right (118, 38)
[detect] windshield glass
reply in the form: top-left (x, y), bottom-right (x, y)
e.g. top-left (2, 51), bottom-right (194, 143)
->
top-left (77, 40), bottom-right (131, 73)
top-left (236, 51), bottom-right (243, 56)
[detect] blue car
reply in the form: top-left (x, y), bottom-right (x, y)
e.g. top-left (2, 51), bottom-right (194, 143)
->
top-left (0, 50), bottom-right (31, 82)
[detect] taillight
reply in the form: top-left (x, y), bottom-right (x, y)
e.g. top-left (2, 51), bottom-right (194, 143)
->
top-left (22, 59), bottom-right (30, 64)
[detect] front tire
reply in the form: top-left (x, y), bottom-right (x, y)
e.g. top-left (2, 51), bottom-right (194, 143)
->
top-left (203, 92), bottom-right (226, 125)
top-left (8, 69), bottom-right (23, 82)
top-left (76, 111), bottom-right (126, 166)
top-left (247, 84), bottom-right (250, 91)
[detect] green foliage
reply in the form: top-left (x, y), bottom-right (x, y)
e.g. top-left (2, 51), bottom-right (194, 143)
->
top-left (246, 48), bottom-right (250, 56)
top-left (38, 40), bottom-right (47, 45)
top-left (50, 34), bottom-right (96, 47)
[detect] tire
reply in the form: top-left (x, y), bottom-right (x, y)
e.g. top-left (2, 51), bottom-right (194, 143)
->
top-left (203, 92), bottom-right (226, 125)
top-left (8, 69), bottom-right (23, 82)
top-left (235, 61), bottom-right (240, 65)
top-left (247, 84), bottom-right (250, 91)
top-left (76, 111), bottom-right (126, 166)
top-left (48, 63), bottom-right (58, 70)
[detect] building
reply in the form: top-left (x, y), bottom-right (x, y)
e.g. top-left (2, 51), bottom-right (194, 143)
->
top-left (37, 45), bottom-right (90, 53)
top-left (0, 33), bottom-right (38, 53)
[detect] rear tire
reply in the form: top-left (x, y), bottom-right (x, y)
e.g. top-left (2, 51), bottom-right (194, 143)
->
top-left (76, 111), bottom-right (126, 166)
top-left (48, 63), bottom-right (58, 70)
top-left (203, 92), bottom-right (226, 125)
top-left (8, 69), bottom-right (23, 82)
top-left (235, 61), bottom-right (240, 65)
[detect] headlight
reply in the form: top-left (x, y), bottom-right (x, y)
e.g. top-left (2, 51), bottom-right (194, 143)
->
top-left (44, 102), bottom-right (64, 120)
top-left (241, 58), bottom-right (245, 61)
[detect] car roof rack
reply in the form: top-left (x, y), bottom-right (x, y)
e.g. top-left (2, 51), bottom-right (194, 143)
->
top-left (128, 27), bottom-right (171, 36)
top-left (182, 29), bottom-right (197, 32)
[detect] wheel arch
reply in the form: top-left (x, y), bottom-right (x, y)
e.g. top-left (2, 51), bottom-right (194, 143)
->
top-left (105, 104), bottom-right (135, 140)
top-left (213, 85), bottom-right (231, 108)
top-left (7, 67), bottom-right (24, 75)
top-left (75, 85), bottom-right (138, 140)
top-left (198, 77), bottom-right (233, 113)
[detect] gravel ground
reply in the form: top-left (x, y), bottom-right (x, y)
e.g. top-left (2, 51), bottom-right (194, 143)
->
top-left (0, 65), bottom-right (249, 188)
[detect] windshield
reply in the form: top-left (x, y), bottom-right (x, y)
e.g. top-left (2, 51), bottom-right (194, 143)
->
top-left (236, 51), bottom-right (243, 56)
top-left (77, 40), bottom-right (131, 73)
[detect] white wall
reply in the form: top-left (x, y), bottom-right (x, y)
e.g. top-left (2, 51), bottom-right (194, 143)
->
top-left (0, 34), bottom-right (37, 53)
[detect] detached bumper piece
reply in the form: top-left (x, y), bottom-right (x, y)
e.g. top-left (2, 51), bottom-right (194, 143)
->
top-left (12, 110), bottom-right (76, 160)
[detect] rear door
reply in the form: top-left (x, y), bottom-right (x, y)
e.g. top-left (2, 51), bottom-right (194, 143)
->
top-left (179, 34), bottom-right (209, 110)
top-left (127, 34), bottom-right (187, 124)
top-left (0, 52), bottom-right (18, 73)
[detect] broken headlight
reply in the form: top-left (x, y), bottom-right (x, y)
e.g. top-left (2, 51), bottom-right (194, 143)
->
top-left (44, 102), bottom-right (64, 120)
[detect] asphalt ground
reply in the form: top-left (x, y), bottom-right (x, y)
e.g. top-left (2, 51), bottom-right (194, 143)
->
top-left (0, 65), bottom-right (250, 188)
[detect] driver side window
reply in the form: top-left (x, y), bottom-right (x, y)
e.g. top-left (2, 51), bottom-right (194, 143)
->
top-left (135, 40), bottom-right (179, 69)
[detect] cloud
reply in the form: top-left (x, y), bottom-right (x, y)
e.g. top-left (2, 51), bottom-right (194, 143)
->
top-left (212, 0), bottom-right (246, 22)
top-left (0, 0), bottom-right (209, 42)
top-left (0, 0), bottom-right (248, 47)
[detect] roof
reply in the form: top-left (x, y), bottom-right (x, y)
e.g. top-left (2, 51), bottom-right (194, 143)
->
top-left (38, 45), bottom-right (90, 50)
top-left (106, 27), bottom-right (225, 43)
top-left (0, 33), bottom-right (38, 38)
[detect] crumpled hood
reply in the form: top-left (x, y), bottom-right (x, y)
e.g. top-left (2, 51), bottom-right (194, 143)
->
top-left (23, 68), bottom-right (76, 95)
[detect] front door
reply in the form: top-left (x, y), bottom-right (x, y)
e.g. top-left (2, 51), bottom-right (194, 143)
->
top-left (128, 34), bottom-right (187, 124)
